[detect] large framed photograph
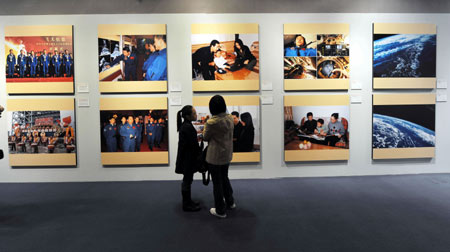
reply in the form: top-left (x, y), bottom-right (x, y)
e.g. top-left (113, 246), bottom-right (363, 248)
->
top-left (284, 95), bottom-right (350, 161)
top-left (372, 94), bottom-right (435, 159)
top-left (5, 25), bottom-right (74, 94)
top-left (98, 24), bottom-right (167, 93)
top-left (284, 24), bottom-right (350, 91)
top-left (6, 98), bottom-right (76, 167)
top-left (193, 96), bottom-right (260, 163)
top-left (191, 24), bottom-right (259, 92)
top-left (100, 97), bottom-right (168, 165)
top-left (373, 23), bottom-right (436, 89)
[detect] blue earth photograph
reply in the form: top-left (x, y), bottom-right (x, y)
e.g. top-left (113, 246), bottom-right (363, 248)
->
top-left (372, 104), bottom-right (435, 149)
top-left (373, 34), bottom-right (436, 78)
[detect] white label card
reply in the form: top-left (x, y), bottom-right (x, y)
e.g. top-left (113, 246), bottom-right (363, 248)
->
top-left (169, 95), bottom-right (182, 106)
top-left (350, 95), bottom-right (362, 104)
top-left (77, 83), bottom-right (89, 93)
top-left (437, 89), bottom-right (447, 102)
top-left (261, 81), bottom-right (273, 91)
top-left (170, 81), bottom-right (182, 92)
top-left (78, 97), bottom-right (90, 107)
top-left (437, 80), bottom-right (447, 89)
top-left (261, 95), bottom-right (273, 105)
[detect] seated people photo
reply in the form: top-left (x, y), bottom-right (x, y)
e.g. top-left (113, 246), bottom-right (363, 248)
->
top-left (325, 113), bottom-right (346, 146)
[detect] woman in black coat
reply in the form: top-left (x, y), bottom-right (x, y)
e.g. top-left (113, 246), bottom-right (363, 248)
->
top-left (237, 112), bottom-right (255, 152)
top-left (176, 105), bottom-right (201, 212)
top-left (230, 38), bottom-right (257, 72)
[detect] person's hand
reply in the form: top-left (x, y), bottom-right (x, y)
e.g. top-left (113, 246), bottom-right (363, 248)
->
top-left (129, 134), bottom-right (133, 139)
top-left (314, 129), bottom-right (318, 134)
top-left (106, 65), bottom-right (111, 69)
top-left (143, 73), bottom-right (146, 78)
top-left (338, 134), bottom-right (342, 138)
top-left (244, 60), bottom-right (249, 64)
top-left (208, 62), bottom-right (215, 66)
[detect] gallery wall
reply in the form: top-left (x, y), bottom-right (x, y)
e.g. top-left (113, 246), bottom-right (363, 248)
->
top-left (0, 13), bottom-right (449, 183)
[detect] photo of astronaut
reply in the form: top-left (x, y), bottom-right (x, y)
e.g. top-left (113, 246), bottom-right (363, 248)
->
top-left (5, 36), bottom-right (74, 82)
top-left (100, 110), bottom-right (168, 153)
top-left (373, 34), bottom-right (436, 78)
top-left (7, 110), bottom-right (76, 154)
top-left (283, 34), bottom-right (349, 80)
top-left (193, 106), bottom-right (260, 153)
top-left (191, 34), bottom-right (259, 81)
top-left (98, 35), bottom-right (167, 82)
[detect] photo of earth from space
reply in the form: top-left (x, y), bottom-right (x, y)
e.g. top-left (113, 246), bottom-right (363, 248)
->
top-left (373, 34), bottom-right (436, 77)
top-left (372, 113), bottom-right (435, 148)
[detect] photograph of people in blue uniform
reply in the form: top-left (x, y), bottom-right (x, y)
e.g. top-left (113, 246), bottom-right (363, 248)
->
top-left (5, 32), bottom-right (74, 82)
top-left (284, 34), bottom-right (350, 80)
top-left (284, 105), bottom-right (350, 151)
top-left (7, 110), bottom-right (76, 154)
top-left (192, 34), bottom-right (259, 81)
top-left (98, 35), bottom-right (167, 82)
top-left (100, 110), bottom-right (168, 153)
top-left (193, 106), bottom-right (260, 153)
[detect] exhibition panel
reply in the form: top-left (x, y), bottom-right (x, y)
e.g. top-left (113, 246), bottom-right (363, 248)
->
top-left (193, 96), bottom-right (261, 163)
top-left (191, 23), bottom-right (260, 92)
top-left (284, 23), bottom-right (350, 91)
top-left (98, 24), bottom-right (168, 93)
top-left (372, 93), bottom-right (436, 159)
top-left (373, 23), bottom-right (436, 89)
top-left (5, 25), bottom-right (74, 94)
top-left (284, 95), bottom-right (350, 161)
top-left (6, 98), bottom-right (77, 166)
top-left (99, 97), bottom-right (169, 165)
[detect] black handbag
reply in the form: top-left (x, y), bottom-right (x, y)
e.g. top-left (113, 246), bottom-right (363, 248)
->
top-left (197, 141), bottom-right (210, 185)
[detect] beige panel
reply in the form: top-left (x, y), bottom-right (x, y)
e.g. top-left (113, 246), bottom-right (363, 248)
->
top-left (373, 78), bottom-right (436, 89)
top-left (373, 93), bottom-right (435, 105)
top-left (99, 81), bottom-right (167, 93)
top-left (5, 25), bottom-right (73, 36)
top-left (98, 24), bottom-right (166, 36)
top-left (284, 23), bottom-right (349, 35)
top-left (192, 80), bottom-right (259, 92)
top-left (98, 35), bottom-right (121, 42)
top-left (284, 79), bottom-right (349, 91)
top-left (100, 97), bottom-right (167, 110)
top-left (7, 98), bottom-right (74, 111)
top-left (101, 152), bottom-right (169, 165)
top-left (284, 95), bottom-right (349, 106)
top-left (285, 150), bottom-right (349, 162)
top-left (374, 23), bottom-right (436, 34)
top-left (373, 147), bottom-right (435, 159)
top-left (193, 96), bottom-right (260, 107)
top-left (99, 64), bottom-right (121, 81)
top-left (231, 152), bottom-right (260, 163)
top-left (10, 154), bottom-right (76, 166)
top-left (192, 23), bottom-right (258, 34)
top-left (7, 82), bottom-right (74, 94)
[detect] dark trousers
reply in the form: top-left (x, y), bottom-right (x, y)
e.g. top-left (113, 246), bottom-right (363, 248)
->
top-left (209, 163), bottom-right (234, 215)
top-left (326, 135), bottom-right (341, 146)
top-left (182, 172), bottom-right (194, 205)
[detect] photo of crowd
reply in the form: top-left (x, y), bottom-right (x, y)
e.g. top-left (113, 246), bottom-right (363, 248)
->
top-left (284, 34), bottom-right (349, 79)
top-left (284, 105), bottom-right (350, 150)
top-left (98, 34), bottom-right (167, 81)
top-left (192, 34), bottom-right (259, 81)
top-left (100, 110), bottom-right (168, 153)
top-left (194, 106), bottom-right (260, 153)
top-left (5, 36), bottom-right (74, 81)
top-left (7, 110), bottom-right (76, 154)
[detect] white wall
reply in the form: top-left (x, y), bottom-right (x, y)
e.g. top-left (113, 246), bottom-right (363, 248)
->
top-left (0, 13), bottom-right (449, 183)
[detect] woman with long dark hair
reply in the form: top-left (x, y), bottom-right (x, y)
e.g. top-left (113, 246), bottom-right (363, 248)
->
top-left (230, 38), bottom-right (257, 72)
top-left (175, 105), bottom-right (201, 212)
top-left (237, 112), bottom-right (255, 152)
top-left (203, 95), bottom-right (235, 218)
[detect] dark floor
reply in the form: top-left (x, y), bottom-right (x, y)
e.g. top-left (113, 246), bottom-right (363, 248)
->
top-left (1, 174), bottom-right (450, 252)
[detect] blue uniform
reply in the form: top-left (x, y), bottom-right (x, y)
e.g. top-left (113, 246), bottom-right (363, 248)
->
top-left (17, 54), bottom-right (27, 77)
top-left (52, 55), bottom-right (61, 77)
top-left (284, 47), bottom-right (317, 57)
top-left (119, 123), bottom-right (137, 152)
top-left (144, 48), bottom-right (167, 81)
top-left (6, 53), bottom-right (16, 78)
top-left (28, 55), bottom-right (38, 77)
top-left (146, 123), bottom-right (157, 150)
top-left (63, 54), bottom-right (72, 77)
top-left (111, 53), bottom-right (137, 81)
top-left (135, 123), bottom-right (143, 152)
top-left (103, 124), bottom-right (118, 152)
top-left (40, 54), bottom-right (50, 77)
top-left (155, 122), bottom-right (164, 147)
top-left (142, 52), bottom-right (158, 79)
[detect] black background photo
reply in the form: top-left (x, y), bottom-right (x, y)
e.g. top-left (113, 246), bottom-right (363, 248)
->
top-left (373, 104), bottom-right (435, 131)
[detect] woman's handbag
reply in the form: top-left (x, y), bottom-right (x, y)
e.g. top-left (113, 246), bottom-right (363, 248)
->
top-left (197, 140), bottom-right (210, 185)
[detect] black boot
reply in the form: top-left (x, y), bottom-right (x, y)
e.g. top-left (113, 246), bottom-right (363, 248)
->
top-left (182, 189), bottom-right (200, 212)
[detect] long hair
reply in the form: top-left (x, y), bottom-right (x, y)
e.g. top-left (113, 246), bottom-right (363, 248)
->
top-left (234, 38), bottom-right (245, 53)
top-left (240, 112), bottom-right (254, 130)
top-left (177, 105), bottom-right (193, 131)
top-left (209, 95), bottom-right (227, 116)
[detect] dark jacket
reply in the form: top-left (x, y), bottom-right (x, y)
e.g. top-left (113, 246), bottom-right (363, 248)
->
top-left (235, 45), bottom-right (256, 65)
top-left (237, 126), bottom-right (254, 152)
top-left (176, 121), bottom-right (201, 174)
